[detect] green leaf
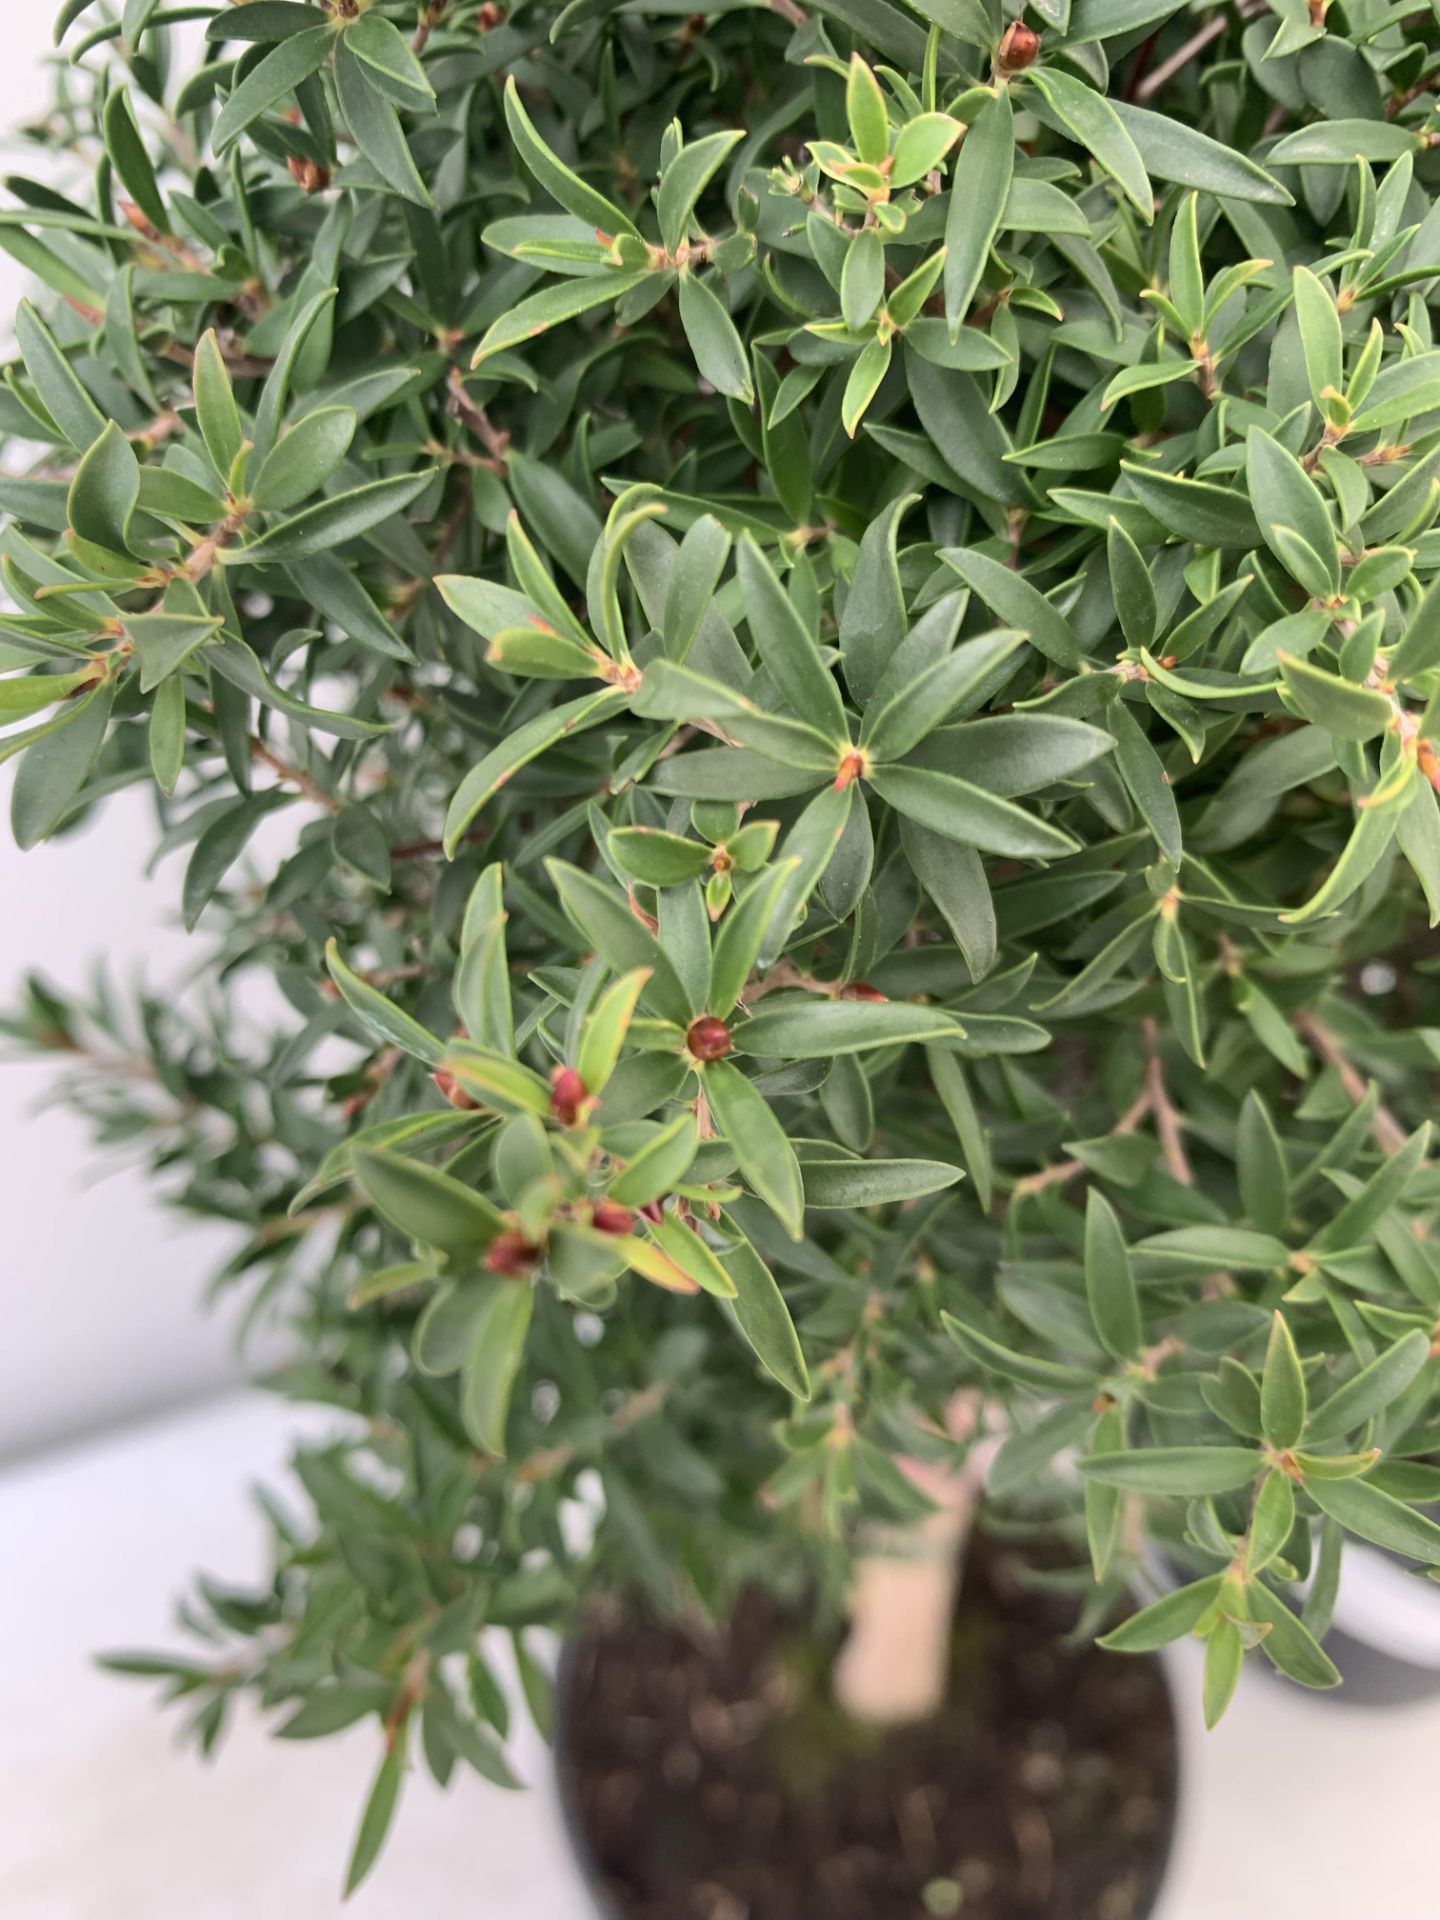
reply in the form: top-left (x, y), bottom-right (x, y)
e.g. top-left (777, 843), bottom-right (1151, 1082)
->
top-left (1292, 266), bottom-right (1343, 415)
top-left (868, 765), bottom-right (1081, 860)
top-left (1237, 1091), bottom-right (1290, 1236)
top-left (845, 53), bottom-right (889, 165)
top-left (839, 493), bottom-right (918, 702)
top-left (1202, 1616), bottom-right (1243, 1729)
top-left (1245, 1581), bottom-right (1341, 1689)
top-left (67, 421), bottom-right (139, 557)
top-left (944, 91), bottom-right (1012, 333)
top-left (1389, 569), bottom-right (1440, 682)
top-left (861, 630), bottom-right (1023, 762)
top-left (1246, 1470), bottom-right (1296, 1577)
top-left (1246, 430), bottom-right (1339, 594)
top-left (709, 863), bottom-right (797, 1015)
top-left (841, 228), bottom-right (885, 332)
top-left (1107, 515), bottom-right (1155, 652)
top-left (942, 1312), bottom-right (1096, 1391)
top-left (607, 1113), bottom-right (698, 1206)
top-left (939, 546), bottom-right (1079, 670)
top-left (703, 1058), bottom-right (805, 1239)
top-left (608, 827), bottom-right (712, 886)
top-left (735, 998), bottom-right (961, 1058)
top-left (103, 87), bottom-right (169, 234)
top-left (1349, 351), bottom-right (1440, 435)
top-left (344, 10), bottom-right (434, 113)
top-left (1306, 1472), bottom-right (1440, 1567)
top-left (677, 271), bottom-right (754, 404)
top-left (1118, 462), bottom-right (1261, 548)
top-left (662, 515), bottom-right (732, 663)
top-left (1109, 701), bottom-right (1181, 865)
top-left (657, 129), bottom-right (744, 254)
top-left (9, 681), bottom-right (113, 850)
top-left (353, 1147), bottom-right (504, 1261)
top-left (343, 1733), bottom-right (406, 1898)
top-left (891, 113), bottom-right (962, 189)
top-left (1276, 653), bottom-right (1392, 742)
top-left (325, 938), bottom-right (446, 1067)
top-left (16, 301), bottom-right (104, 451)
top-left (1260, 1312), bottom-right (1307, 1450)
top-left (737, 535), bottom-right (848, 742)
top-left (471, 269), bottom-right (652, 368)
top-left (460, 1280), bottom-right (534, 1456)
top-left (193, 328), bottom-right (244, 479)
top-left (148, 674), bottom-right (186, 797)
top-left (333, 37), bottom-right (432, 207)
top-left (1109, 100), bottom-right (1291, 205)
top-left (721, 1228), bottom-right (810, 1398)
top-left (236, 471), bottom-right (436, 565)
top-left (1098, 1575), bottom-right (1224, 1653)
top-left (1027, 67), bottom-right (1151, 221)
top-left (799, 1156), bottom-right (961, 1207)
top-left (1268, 119), bottom-right (1420, 167)
top-left (645, 1214), bottom-right (737, 1297)
top-left (546, 860), bottom-right (693, 1026)
top-left (212, 25), bottom-right (333, 155)
top-left (1304, 1330), bottom-right (1431, 1446)
top-left (0, 664), bottom-right (94, 718)
top-left (1085, 1189), bottom-right (1141, 1361)
top-left (1079, 1446), bottom-right (1262, 1495)
top-left (252, 406), bottom-right (357, 512)
top-left (502, 74), bottom-right (638, 237)
top-left (1309, 1122), bottom-right (1430, 1252)
top-left (576, 967), bottom-right (650, 1095)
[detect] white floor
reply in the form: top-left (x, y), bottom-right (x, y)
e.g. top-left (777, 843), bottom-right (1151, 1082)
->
top-left (0, 1393), bottom-right (1436, 1919)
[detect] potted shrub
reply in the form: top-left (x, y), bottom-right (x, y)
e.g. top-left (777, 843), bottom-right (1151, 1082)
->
top-left (7, 0), bottom-right (1440, 1911)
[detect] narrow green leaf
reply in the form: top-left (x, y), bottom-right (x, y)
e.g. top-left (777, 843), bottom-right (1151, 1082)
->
top-left (703, 1058), bottom-right (805, 1239)
top-left (944, 91), bottom-right (1012, 332)
top-left (1085, 1188), bottom-right (1141, 1361)
top-left (1260, 1312), bottom-right (1307, 1450)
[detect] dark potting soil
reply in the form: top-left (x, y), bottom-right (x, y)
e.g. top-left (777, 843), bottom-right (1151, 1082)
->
top-left (558, 1541), bottom-right (1177, 1920)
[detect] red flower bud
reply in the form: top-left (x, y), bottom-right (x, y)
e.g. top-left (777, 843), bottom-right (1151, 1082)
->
top-left (476, 0), bottom-right (505, 26)
top-left (550, 1065), bottom-right (587, 1126)
top-left (840, 981), bottom-right (888, 1002)
top-left (996, 21), bottom-right (1039, 71)
top-left (286, 155), bottom-right (332, 195)
top-left (484, 1230), bottom-right (541, 1278)
top-left (431, 1069), bottom-right (480, 1112)
top-left (590, 1201), bottom-right (635, 1236)
top-left (686, 1016), bottom-right (733, 1062)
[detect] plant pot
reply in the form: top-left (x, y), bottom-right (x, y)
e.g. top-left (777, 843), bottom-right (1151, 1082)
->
top-left (553, 1540), bottom-right (1179, 1920)
top-left (1302, 1540), bottom-right (1440, 1709)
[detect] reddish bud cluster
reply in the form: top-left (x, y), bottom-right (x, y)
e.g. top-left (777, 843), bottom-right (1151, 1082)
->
top-left (590, 1201), bottom-right (635, 1236)
top-left (287, 156), bottom-right (332, 195)
top-left (686, 1016), bottom-right (733, 1062)
top-left (484, 1230), bottom-right (541, 1278)
top-left (840, 981), bottom-right (887, 1003)
top-left (996, 21), bottom-right (1039, 71)
top-left (550, 1065), bottom-right (587, 1126)
top-left (431, 1069), bottom-right (480, 1112)
top-left (476, 1), bottom-right (505, 25)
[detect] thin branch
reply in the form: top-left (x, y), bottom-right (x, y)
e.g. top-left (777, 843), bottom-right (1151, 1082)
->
top-left (1294, 1012), bottom-right (1408, 1155)
top-left (1134, 2), bottom-right (1266, 105)
top-left (250, 738), bottom-right (342, 813)
top-left (1143, 1016), bottom-right (1193, 1186)
top-left (1007, 1087), bottom-right (1152, 1206)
